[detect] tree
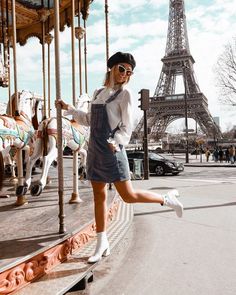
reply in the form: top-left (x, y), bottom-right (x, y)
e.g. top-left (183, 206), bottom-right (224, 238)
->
top-left (215, 37), bottom-right (236, 105)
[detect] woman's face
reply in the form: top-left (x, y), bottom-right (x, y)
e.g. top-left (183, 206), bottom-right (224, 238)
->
top-left (114, 63), bottom-right (133, 84)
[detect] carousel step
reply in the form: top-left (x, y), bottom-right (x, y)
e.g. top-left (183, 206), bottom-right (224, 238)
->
top-left (15, 201), bottom-right (133, 295)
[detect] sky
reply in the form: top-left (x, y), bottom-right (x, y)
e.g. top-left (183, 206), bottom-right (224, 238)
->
top-left (1, 0), bottom-right (236, 133)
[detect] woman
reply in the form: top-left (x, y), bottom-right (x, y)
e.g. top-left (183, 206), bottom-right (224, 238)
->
top-left (57, 51), bottom-right (184, 264)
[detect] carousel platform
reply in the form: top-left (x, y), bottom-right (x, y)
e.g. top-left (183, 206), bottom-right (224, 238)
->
top-left (0, 157), bottom-right (134, 294)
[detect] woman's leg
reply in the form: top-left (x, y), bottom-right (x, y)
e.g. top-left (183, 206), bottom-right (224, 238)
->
top-left (91, 181), bottom-right (107, 232)
top-left (88, 181), bottom-right (110, 263)
top-left (114, 179), bottom-right (164, 203)
top-left (114, 180), bottom-right (183, 217)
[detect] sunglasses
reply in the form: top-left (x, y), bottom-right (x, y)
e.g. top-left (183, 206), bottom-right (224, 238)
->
top-left (117, 64), bottom-right (133, 76)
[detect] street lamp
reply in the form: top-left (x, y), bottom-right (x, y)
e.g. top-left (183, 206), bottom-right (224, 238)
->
top-left (182, 62), bottom-right (189, 163)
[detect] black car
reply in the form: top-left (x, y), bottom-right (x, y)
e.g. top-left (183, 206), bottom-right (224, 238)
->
top-left (126, 150), bottom-right (184, 176)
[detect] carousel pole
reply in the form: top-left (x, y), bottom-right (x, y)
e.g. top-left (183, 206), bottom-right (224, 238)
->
top-left (105, 0), bottom-right (109, 67)
top-left (41, 22), bottom-right (46, 119)
top-left (75, 0), bottom-right (84, 96)
top-left (105, 0), bottom-right (112, 191)
top-left (46, 33), bottom-right (53, 118)
top-left (1, 0), bottom-right (8, 87)
top-left (46, 0), bottom-right (53, 118)
top-left (69, 0), bottom-right (82, 204)
top-left (6, 1), bottom-right (16, 181)
top-left (83, 18), bottom-right (87, 93)
top-left (39, 7), bottom-right (50, 119)
top-left (71, 0), bottom-right (76, 106)
top-left (11, 0), bottom-right (26, 206)
top-left (82, 1), bottom-right (88, 93)
top-left (6, 1), bottom-right (15, 180)
top-left (54, 0), bottom-right (66, 234)
top-left (6, 0), bottom-right (11, 108)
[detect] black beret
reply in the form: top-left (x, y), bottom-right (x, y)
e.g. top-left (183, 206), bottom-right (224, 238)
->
top-left (107, 51), bottom-right (136, 70)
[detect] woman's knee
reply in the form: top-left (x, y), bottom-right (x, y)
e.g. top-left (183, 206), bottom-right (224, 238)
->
top-left (94, 192), bottom-right (106, 204)
top-left (119, 191), bottom-right (137, 203)
top-left (114, 180), bottom-right (137, 203)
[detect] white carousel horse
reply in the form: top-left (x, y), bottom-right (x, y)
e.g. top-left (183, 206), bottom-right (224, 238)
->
top-left (21, 94), bottom-right (90, 196)
top-left (0, 90), bottom-right (42, 195)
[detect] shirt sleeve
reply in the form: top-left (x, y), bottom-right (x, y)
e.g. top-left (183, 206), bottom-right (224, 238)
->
top-left (64, 104), bottom-right (91, 126)
top-left (112, 89), bottom-right (133, 146)
top-left (63, 89), bottom-right (101, 126)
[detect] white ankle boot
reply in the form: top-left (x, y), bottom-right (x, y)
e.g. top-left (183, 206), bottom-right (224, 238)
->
top-left (88, 232), bottom-right (110, 264)
top-left (163, 189), bottom-right (183, 218)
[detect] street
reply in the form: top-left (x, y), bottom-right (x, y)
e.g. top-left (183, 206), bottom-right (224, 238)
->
top-left (69, 165), bottom-right (236, 295)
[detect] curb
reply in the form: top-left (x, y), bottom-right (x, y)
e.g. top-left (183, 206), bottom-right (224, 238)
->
top-left (184, 163), bottom-right (236, 167)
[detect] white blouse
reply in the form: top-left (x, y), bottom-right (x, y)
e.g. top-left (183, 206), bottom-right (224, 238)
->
top-left (64, 87), bottom-right (133, 148)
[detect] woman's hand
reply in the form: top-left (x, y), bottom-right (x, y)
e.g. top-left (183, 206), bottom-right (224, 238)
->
top-left (55, 99), bottom-right (69, 111)
top-left (108, 143), bottom-right (117, 153)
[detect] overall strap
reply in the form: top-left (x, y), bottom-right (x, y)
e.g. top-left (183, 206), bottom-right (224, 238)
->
top-left (105, 88), bottom-right (123, 139)
top-left (94, 88), bottom-right (104, 101)
top-left (105, 88), bottom-right (122, 104)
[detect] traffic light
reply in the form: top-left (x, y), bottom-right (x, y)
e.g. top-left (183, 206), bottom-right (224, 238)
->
top-left (138, 89), bottom-right (150, 111)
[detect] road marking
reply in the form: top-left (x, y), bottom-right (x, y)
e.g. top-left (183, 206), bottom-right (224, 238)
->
top-left (175, 178), bottom-right (236, 184)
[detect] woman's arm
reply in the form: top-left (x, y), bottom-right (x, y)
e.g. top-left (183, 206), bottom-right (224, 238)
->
top-left (56, 99), bottom-right (91, 126)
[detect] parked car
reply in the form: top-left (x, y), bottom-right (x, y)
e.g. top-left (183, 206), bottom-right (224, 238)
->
top-left (126, 150), bottom-right (184, 176)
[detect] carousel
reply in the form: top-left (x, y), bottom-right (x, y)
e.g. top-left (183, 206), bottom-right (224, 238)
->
top-left (0, 1), bottom-right (133, 294)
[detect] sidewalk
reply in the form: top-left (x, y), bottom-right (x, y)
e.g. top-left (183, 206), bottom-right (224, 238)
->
top-left (171, 153), bottom-right (236, 167)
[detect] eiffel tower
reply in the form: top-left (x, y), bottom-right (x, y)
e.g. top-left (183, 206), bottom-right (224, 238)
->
top-left (134, 0), bottom-right (221, 140)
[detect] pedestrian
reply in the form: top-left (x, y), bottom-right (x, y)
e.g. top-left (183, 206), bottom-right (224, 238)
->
top-left (225, 147), bottom-right (230, 163)
top-left (213, 148), bottom-right (219, 162)
top-left (56, 51), bottom-right (183, 264)
top-left (229, 145), bottom-right (235, 164)
top-left (205, 147), bottom-right (211, 162)
top-left (218, 147), bottom-right (224, 163)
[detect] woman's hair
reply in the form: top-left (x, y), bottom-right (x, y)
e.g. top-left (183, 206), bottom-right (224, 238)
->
top-left (103, 65), bottom-right (130, 88)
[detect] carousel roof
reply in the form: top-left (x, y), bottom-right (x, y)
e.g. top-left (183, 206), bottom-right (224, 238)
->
top-left (0, 0), bottom-right (92, 46)
top-left (17, 1), bottom-right (54, 9)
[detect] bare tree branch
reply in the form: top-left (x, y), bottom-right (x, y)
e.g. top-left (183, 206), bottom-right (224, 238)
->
top-left (215, 37), bottom-right (236, 105)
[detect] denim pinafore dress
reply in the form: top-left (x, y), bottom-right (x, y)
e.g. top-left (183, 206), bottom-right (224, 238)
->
top-left (86, 89), bottom-right (130, 183)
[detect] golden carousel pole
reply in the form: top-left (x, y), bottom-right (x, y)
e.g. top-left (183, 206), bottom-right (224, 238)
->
top-left (82, 0), bottom-right (88, 93)
top-left (6, 0), bottom-right (11, 109)
top-left (7, 0), bottom-right (15, 180)
top-left (11, 0), bottom-right (25, 205)
top-left (45, 32), bottom-right (53, 118)
top-left (38, 7), bottom-right (50, 119)
top-left (69, 0), bottom-right (82, 203)
top-left (54, 0), bottom-right (66, 234)
top-left (47, 1), bottom-right (51, 118)
top-left (0, 0), bottom-right (9, 94)
top-left (105, 0), bottom-right (112, 190)
top-left (105, 0), bottom-right (109, 67)
top-left (41, 18), bottom-right (46, 119)
top-left (1, 0), bottom-right (8, 88)
top-left (46, 1), bottom-right (53, 119)
top-left (75, 0), bottom-right (85, 96)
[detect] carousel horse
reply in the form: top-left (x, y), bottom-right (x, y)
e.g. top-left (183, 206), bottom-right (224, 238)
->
top-left (21, 94), bottom-right (90, 196)
top-left (0, 90), bottom-right (42, 195)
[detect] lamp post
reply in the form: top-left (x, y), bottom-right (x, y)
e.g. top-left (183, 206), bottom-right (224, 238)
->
top-left (182, 63), bottom-right (189, 163)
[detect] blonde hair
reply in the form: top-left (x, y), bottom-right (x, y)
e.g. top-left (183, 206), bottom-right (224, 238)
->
top-left (103, 65), bottom-right (130, 89)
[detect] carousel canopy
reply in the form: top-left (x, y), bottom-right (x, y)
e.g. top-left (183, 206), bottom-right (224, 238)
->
top-left (0, 0), bottom-right (92, 45)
